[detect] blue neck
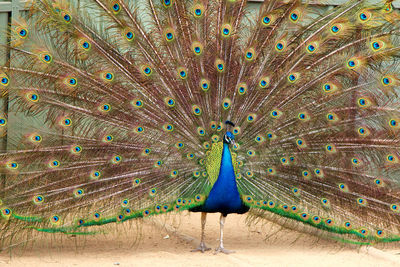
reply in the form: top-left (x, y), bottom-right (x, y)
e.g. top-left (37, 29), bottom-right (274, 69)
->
top-left (200, 143), bottom-right (246, 214)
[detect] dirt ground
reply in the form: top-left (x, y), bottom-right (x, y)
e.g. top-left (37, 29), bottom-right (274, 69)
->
top-left (0, 212), bottom-right (399, 267)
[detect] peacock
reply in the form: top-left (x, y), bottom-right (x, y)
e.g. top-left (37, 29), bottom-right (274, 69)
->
top-left (1, 0), bottom-right (400, 254)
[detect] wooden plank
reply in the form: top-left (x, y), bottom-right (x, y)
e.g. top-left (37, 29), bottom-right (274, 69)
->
top-left (0, 0), bottom-right (27, 13)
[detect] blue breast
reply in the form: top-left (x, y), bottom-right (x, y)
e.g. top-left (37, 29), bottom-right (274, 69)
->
top-left (199, 143), bottom-right (249, 215)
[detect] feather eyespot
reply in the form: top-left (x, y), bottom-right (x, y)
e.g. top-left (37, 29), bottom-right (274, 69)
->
top-left (357, 197), bottom-right (367, 206)
top-left (338, 183), bottom-right (348, 192)
top-left (259, 77), bottom-right (270, 88)
top-left (73, 188), bottom-right (85, 198)
top-left (267, 167), bottom-right (276, 175)
top-left (124, 208), bottom-right (132, 216)
top-left (0, 74), bottom-right (9, 87)
top-left (26, 92), bottom-right (39, 102)
top-left (165, 29), bottom-right (175, 42)
top-left (262, 15), bottom-right (273, 26)
top-left (330, 24), bottom-right (342, 34)
top-left (247, 113), bottom-right (256, 122)
top-left (351, 157), bottom-right (361, 166)
top-left (381, 76), bottom-right (393, 86)
top-left (141, 66), bottom-right (153, 76)
top-left (221, 24), bottom-right (232, 37)
top-left (131, 99), bottom-right (143, 109)
top-left (289, 10), bottom-right (300, 23)
top-left (197, 127), bottom-right (205, 136)
top-left (134, 126), bottom-right (144, 134)
top-left (50, 215), bottom-right (60, 225)
top-left (175, 142), bottom-right (184, 149)
top-left (78, 39), bottom-right (91, 51)
top-left (255, 134), bottom-right (265, 144)
top-left (192, 105), bottom-right (202, 116)
top-left (62, 13), bottom-right (71, 23)
top-left (200, 79), bottom-right (210, 91)
top-left (245, 48), bottom-right (255, 61)
top-left (358, 10), bottom-right (372, 22)
top-left (371, 40), bottom-right (385, 52)
top-left (29, 133), bottom-right (42, 143)
top-left (124, 29), bottom-right (135, 41)
top-left (111, 155), bottom-right (122, 164)
top-left (6, 161), bottom-right (18, 170)
top-left (312, 216), bottom-right (321, 224)
top-left (71, 145), bottom-right (82, 154)
top-left (287, 73), bottom-right (299, 83)
top-left (322, 82), bottom-right (337, 93)
top-left (90, 170), bottom-right (101, 179)
top-left (386, 154), bottom-right (399, 164)
top-left (270, 109), bottom-right (282, 119)
top-left (324, 218), bottom-right (334, 226)
top-left (306, 42), bottom-right (318, 54)
top-left (326, 112), bottom-right (339, 123)
top-left (215, 59), bottom-right (225, 72)
top-left (177, 67), bottom-right (188, 79)
top-left (296, 138), bottom-right (306, 148)
top-left (163, 123), bottom-right (174, 132)
top-left (391, 204), bottom-right (400, 212)
top-left (142, 148), bottom-right (151, 156)
top-left (164, 97), bottom-right (176, 107)
top-left (102, 134), bottom-right (113, 143)
top-left (373, 178), bottom-right (384, 187)
top-left (133, 178), bottom-right (141, 187)
top-left (32, 195), bottom-right (44, 205)
top-left (162, 0), bottom-right (173, 8)
top-left (384, 3), bottom-right (393, 13)
top-left (111, 1), bottom-right (121, 14)
top-left (375, 230), bottom-right (385, 238)
top-left (302, 170), bottom-right (311, 179)
top-left (314, 168), bottom-right (324, 178)
top-left (39, 53), bottom-right (52, 64)
top-left (154, 160), bottom-right (163, 167)
top-left (149, 188), bottom-right (157, 197)
top-left (99, 103), bottom-right (111, 113)
top-left (300, 213), bottom-right (309, 220)
top-left (325, 144), bottom-right (337, 153)
top-left (237, 83), bottom-right (247, 95)
top-left (389, 119), bottom-right (399, 128)
top-left (193, 4), bottom-right (204, 18)
top-left (358, 228), bottom-right (368, 236)
top-left (0, 117), bottom-right (6, 126)
top-left (275, 41), bottom-right (286, 52)
top-left (192, 41), bottom-right (203, 55)
top-left (16, 27), bottom-right (28, 39)
top-left (64, 77), bottom-right (78, 88)
top-left (170, 170), bottom-right (178, 178)
top-left (93, 212), bottom-right (101, 220)
top-left (344, 221), bottom-right (352, 230)
top-left (100, 71), bottom-right (114, 82)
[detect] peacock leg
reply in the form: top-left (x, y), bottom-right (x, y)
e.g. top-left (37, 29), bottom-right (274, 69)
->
top-left (191, 212), bottom-right (211, 253)
top-left (214, 213), bottom-right (235, 254)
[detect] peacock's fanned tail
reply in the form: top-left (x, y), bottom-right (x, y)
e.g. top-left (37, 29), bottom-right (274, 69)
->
top-left (1, 0), bottom-right (400, 247)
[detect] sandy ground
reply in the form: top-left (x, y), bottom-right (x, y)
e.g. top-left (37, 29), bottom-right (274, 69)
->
top-left (1, 212), bottom-right (400, 267)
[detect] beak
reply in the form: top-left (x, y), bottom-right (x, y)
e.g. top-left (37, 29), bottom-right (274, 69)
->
top-left (231, 139), bottom-right (236, 146)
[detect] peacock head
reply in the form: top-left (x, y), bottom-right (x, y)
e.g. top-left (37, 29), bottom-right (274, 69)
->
top-left (223, 131), bottom-right (235, 145)
top-left (224, 120), bottom-right (235, 145)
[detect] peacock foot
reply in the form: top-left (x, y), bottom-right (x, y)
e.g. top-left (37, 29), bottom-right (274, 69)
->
top-left (191, 242), bottom-right (211, 253)
top-left (214, 246), bottom-right (235, 254)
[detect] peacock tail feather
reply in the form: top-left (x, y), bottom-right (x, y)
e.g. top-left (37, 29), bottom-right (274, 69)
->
top-left (1, 0), bottom-right (400, 247)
